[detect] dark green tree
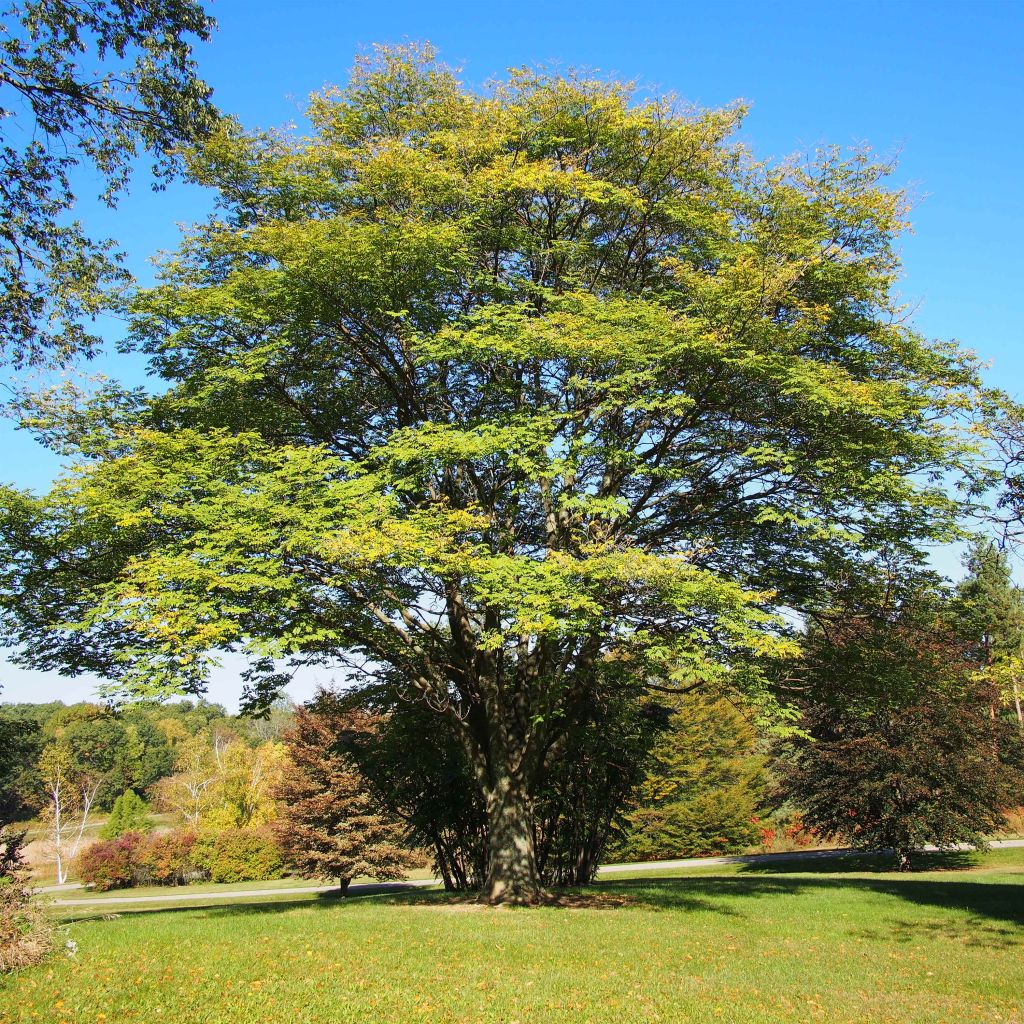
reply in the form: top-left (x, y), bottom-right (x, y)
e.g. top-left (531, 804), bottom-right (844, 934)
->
top-left (106, 711), bottom-right (173, 802)
top-left (612, 690), bottom-right (766, 862)
top-left (100, 788), bottom-right (152, 838)
top-left (348, 692), bottom-right (489, 892)
top-left (782, 595), bottom-right (1021, 869)
top-left (532, 675), bottom-right (661, 886)
top-left (0, 708), bottom-right (43, 826)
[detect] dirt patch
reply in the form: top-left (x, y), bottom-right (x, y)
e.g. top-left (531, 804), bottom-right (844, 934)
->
top-left (399, 891), bottom-right (638, 912)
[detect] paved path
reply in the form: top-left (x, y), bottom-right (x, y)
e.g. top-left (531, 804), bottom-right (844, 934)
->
top-left (595, 837), bottom-right (1024, 875)
top-left (42, 838), bottom-right (1024, 908)
top-left (46, 879), bottom-right (438, 908)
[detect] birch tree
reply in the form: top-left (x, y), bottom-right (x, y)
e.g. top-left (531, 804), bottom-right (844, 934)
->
top-left (37, 740), bottom-right (101, 884)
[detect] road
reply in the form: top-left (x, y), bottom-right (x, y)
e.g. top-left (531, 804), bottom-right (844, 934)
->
top-left (42, 838), bottom-right (1024, 908)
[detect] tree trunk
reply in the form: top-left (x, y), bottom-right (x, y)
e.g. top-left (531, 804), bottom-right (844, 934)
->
top-left (482, 774), bottom-right (544, 905)
top-left (337, 877), bottom-right (351, 895)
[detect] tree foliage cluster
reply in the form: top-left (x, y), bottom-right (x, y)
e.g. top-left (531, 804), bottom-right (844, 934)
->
top-left (100, 788), bottom-right (152, 839)
top-left (0, 696), bottom-right (279, 821)
top-left (779, 564), bottom-right (1024, 869)
top-left (0, 0), bottom-right (217, 365)
top-left (4, 32), bottom-right (1024, 904)
top-left (611, 690), bottom-right (767, 862)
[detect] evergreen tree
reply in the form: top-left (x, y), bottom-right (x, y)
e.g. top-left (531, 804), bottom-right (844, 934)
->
top-left (613, 691), bottom-right (766, 861)
top-left (956, 538), bottom-right (1024, 729)
top-left (101, 789), bottom-right (152, 839)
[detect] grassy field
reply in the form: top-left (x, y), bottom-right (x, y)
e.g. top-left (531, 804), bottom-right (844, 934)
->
top-left (3, 850), bottom-right (1023, 1024)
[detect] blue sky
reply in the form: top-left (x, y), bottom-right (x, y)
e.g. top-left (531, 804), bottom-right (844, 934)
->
top-left (2, 0), bottom-right (1022, 708)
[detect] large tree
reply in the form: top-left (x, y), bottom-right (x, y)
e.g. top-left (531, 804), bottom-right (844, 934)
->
top-left (0, 0), bottom-right (216, 366)
top-left (0, 47), bottom-right (991, 901)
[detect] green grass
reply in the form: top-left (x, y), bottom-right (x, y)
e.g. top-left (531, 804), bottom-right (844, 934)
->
top-left (4, 850), bottom-right (1023, 1024)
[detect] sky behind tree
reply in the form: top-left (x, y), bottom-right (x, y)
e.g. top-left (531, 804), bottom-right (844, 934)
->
top-left (2, 0), bottom-right (1021, 708)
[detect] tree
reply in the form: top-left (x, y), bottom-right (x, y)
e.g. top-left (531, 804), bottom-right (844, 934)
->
top-left (273, 699), bottom-right (413, 893)
top-left (782, 597), bottom-right (1022, 869)
top-left (349, 692), bottom-right (489, 891)
top-left (151, 731), bottom-right (217, 826)
top-left (152, 729), bottom-right (283, 829)
top-left (108, 711), bottom-right (174, 799)
top-left (100, 788), bottom-right (151, 838)
top-left (612, 690), bottom-right (766, 862)
top-left (0, 47), bottom-right (992, 902)
top-left (353, 665), bottom-right (659, 889)
top-left (0, 0), bottom-right (217, 365)
top-left (955, 538), bottom-right (1024, 729)
top-left (531, 670), bottom-right (662, 885)
top-left (37, 738), bottom-right (102, 883)
top-left (204, 736), bottom-right (285, 830)
top-left (0, 708), bottom-right (42, 827)
top-left (49, 707), bottom-right (123, 810)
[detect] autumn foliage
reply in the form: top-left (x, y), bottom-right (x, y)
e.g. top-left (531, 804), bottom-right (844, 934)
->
top-left (273, 700), bottom-right (415, 891)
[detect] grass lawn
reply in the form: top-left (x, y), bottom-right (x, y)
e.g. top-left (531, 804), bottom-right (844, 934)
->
top-left (3, 850), bottom-right (1023, 1024)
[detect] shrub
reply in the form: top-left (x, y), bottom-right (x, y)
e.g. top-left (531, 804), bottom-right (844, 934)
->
top-left (1, 826), bottom-right (52, 972)
top-left (616, 789), bottom-right (762, 861)
top-left (101, 789), bottom-right (152, 839)
top-left (75, 828), bottom-right (212, 890)
top-left (135, 829), bottom-right (202, 886)
top-left (193, 828), bottom-right (284, 883)
top-left (76, 832), bottom-right (144, 891)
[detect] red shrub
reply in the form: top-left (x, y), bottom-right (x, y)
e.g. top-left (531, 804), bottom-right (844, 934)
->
top-left (76, 832), bottom-right (144, 891)
top-left (135, 830), bottom-right (201, 886)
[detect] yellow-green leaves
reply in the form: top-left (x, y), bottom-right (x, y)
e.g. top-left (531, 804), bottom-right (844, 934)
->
top-left (0, 45), bottom-right (992, 729)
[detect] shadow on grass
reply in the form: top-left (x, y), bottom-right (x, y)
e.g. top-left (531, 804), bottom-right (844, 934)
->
top-left (735, 849), bottom-right (979, 874)
top-left (589, 872), bottom-right (1024, 944)
top-left (859, 915), bottom-right (1022, 949)
top-left (59, 869), bottom-right (1024, 947)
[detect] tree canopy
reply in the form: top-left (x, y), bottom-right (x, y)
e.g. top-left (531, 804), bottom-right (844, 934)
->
top-left (0, 45), bottom-right (995, 901)
top-left (0, 0), bottom-right (216, 365)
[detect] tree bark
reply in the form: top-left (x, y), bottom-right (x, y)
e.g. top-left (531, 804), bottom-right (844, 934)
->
top-left (482, 773), bottom-right (544, 905)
